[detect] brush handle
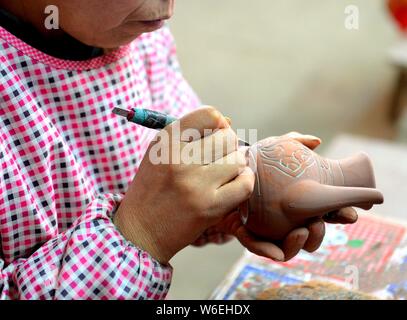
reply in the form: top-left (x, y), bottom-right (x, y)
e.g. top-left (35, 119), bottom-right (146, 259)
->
top-left (128, 108), bottom-right (177, 129)
top-left (128, 108), bottom-right (250, 146)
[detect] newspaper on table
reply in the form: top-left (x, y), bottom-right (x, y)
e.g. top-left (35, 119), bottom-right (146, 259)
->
top-left (211, 213), bottom-right (407, 300)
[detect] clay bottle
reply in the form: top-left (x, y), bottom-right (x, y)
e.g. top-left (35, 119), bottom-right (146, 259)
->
top-left (243, 136), bottom-right (384, 241)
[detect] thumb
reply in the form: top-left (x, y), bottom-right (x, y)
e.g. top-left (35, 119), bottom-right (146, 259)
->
top-left (284, 132), bottom-right (322, 150)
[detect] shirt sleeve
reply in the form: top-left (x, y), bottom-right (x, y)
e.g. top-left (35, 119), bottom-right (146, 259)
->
top-left (0, 192), bottom-right (172, 300)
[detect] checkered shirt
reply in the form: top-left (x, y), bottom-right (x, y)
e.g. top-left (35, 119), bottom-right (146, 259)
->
top-left (0, 25), bottom-right (220, 300)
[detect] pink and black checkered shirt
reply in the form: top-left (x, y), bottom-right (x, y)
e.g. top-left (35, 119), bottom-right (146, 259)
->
top-left (0, 25), bottom-right (214, 300)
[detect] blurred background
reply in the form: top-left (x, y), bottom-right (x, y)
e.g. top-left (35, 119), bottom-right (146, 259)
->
top-left (167, 0), bottom-right (407, 299)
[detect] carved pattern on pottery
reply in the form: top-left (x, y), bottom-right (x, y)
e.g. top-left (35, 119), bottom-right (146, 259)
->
top-left (316, 156), bottom-right (334, 185)
top-left (259, 140), bottom-right (316, 178)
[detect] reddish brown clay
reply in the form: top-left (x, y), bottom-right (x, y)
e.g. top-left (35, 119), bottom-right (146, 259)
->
top-left (243, 136), bottom-right (384, 241)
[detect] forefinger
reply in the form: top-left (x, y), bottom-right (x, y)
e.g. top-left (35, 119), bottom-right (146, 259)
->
top-left (172, 106), bottom-right (230, 141)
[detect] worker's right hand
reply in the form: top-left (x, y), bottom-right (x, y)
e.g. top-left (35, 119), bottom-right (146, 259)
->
top-left (113, 106), bottom-right (255, 265)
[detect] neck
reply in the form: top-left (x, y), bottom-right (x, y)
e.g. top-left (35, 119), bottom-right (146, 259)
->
top-left (0, 0), bottom-right (64, 39)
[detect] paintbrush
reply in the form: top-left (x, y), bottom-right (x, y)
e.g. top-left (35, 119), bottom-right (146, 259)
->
top-left (112, 107), bottom-right (250, 146)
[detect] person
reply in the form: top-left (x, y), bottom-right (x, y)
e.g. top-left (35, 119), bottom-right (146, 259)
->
top-left (0, 0), bottom-right (358, 299)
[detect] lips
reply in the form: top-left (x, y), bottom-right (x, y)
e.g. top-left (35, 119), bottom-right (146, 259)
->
top-left (139, 13), bottom-right (171, 22)
top-left (140, 19), bottom-right (165, 29)
top-left (130, 13), bottom-right (171, 29)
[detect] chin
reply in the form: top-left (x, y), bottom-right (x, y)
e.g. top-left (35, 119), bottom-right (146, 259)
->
top-left (86, 23), bottom-right (166, 49)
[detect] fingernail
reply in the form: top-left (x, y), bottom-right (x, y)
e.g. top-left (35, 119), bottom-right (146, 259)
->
top-left (295, 234), bottom-right (308, 246)
top-left (272, 253), bottom-right (285, 262)
top-left (272, 257), bottom-right (284, 262)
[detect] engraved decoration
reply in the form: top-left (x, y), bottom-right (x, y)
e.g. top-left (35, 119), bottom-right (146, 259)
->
top-left (258, 139), bottom-right (316, 178)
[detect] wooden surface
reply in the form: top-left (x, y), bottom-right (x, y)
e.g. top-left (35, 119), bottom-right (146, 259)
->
top-left (323, 134), bottom-right (407, 221)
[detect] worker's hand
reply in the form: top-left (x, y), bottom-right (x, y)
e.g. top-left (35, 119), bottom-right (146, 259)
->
top-left (113, 106), bottom-right (255, 265)
top-left (211, 206), bottom-right (357, 262)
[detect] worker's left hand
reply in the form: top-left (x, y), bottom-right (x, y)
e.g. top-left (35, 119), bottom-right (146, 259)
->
top-left (191, 132), bottom-right (358, 261)
top-left (206, 205), bottom-right (357, 262)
